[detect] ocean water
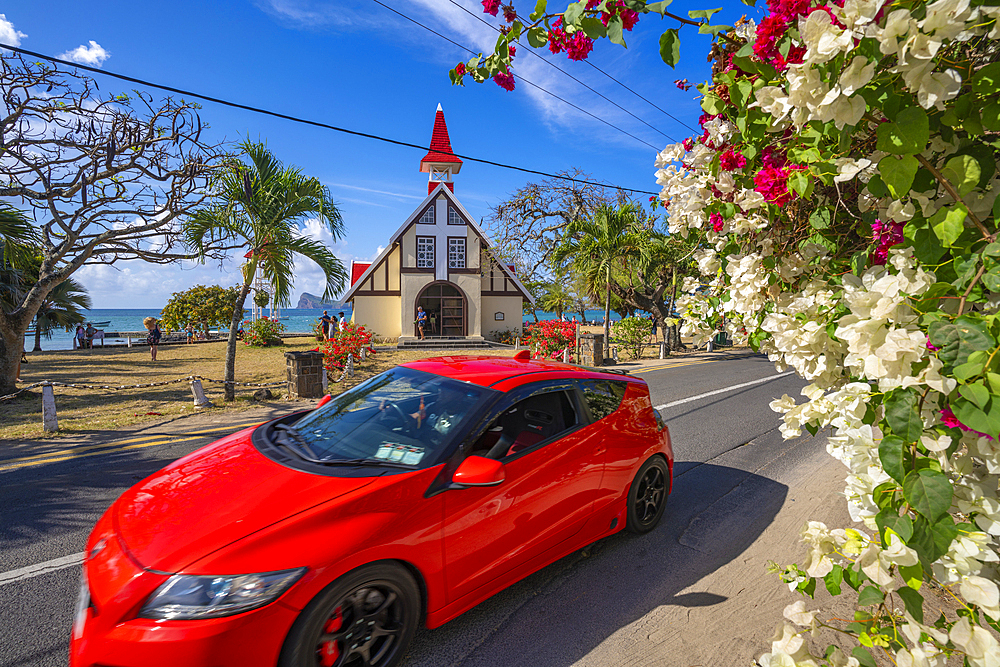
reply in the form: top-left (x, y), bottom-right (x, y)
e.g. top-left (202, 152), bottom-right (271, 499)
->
top-left (24, 307), bottom-right (628, 352)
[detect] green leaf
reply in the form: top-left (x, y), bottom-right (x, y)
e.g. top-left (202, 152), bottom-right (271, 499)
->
top-left (929, 317), bottom-right (993, 369)
top-left (878, 436), bottom-right (905, 483)
top-left (579, 17), bottom-right (607, 38)
top-left (983, 103), bottom-right (1000, 132)
top-left (941, 155), bottom-right (982, 197)
top-left (824, 565), bottom-right (843, 596)
top-left (876, 107), bottom-right (929, 155)
top-left (960, 381), bottom-right (991, 410)
top-left (953, 357), bottom-right (986, 382)
top-left (788, 171), bottom-right (810, 197)
top-left (896, 587), bottom-right (924, 624)
top-left (899, 563), bottom-right (923, 590)
top-left (930, 204), bottom-right (968, 247)
top-left (988, 372), bottom-right (1000, 395)
top-left (526, 26), bottom-right (548, 47)
top-left (659, 28), bottom-right (680, 68)
top-left (809, 207), bottom-right (831, 230)
top-left (701, 93), bottom-right (725, 115)
top-left (730, 79), bottom-right (753, 107)
top-left (866, 174), bottom-right (888, 198)
top-left (606, 15), bottom-right (625, 45)
top-left (877, 509), bottom-right (913, 542)
top-left (843, 565), bottom-right (866, 591)
top-left (698, 22), bottom-right (733, 36)
top-left (852, 647), bottom-right (877, 667)
top-left (885, 389), bottom-right (923, 443)
top-left (952, 395), bottom-right (1000, 440)
top-left (858, 586), bottom-right (885, 606)
top-left (904, 216), bottom-right (946, 264)
top-left (972, 62), bottom-right (1000, 95)
top-left (903, 469), bottom-right (953, 522)
top-left (878, 155), bottom-right (919, 198)
top-left (644, 0), bottom-right (674, 14)
top-left (529, 0), bottom-right (547, 21)
top-left (740, 0), bottom-right (756, 5)
top-left (563, 0), bottom-right (587, 25)
top-left (983, 266), bottom-right (1000, 292)
top-left (909, 514), bottom-right (959, 568)
top-left (688, 7), bottom-right (722, 20)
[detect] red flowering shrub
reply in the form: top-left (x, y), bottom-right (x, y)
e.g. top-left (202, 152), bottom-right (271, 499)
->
top-left (493, 71), bottom-right (516, 91)
top-left (243, 318), bottom-right (285, 347)
top-left (525, 320), bottom-right (576, 359)
top-left (320, 322), bottom-right (376, 369)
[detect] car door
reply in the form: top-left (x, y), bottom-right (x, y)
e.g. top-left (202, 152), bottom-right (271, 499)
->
top-left (441, 381), bottom-right (605, 603)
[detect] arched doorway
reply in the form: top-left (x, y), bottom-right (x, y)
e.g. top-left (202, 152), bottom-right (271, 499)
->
top-left (416, 282), bottom-right (466, 337)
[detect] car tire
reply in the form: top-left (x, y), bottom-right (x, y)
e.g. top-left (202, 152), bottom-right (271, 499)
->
top-left (279, 562), bottom-right (421, 667)
top-left (625, 456), bottom-right (669, 534)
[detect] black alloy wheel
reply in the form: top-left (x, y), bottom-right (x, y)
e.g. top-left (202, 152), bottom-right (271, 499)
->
top-left (279, 563), bottom-right (420, 667)
top-left (626, 457), bottom-right (669, 534)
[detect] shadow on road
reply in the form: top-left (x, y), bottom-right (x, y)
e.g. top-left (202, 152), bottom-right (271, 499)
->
top-left (402, 461), bottom-right (788, 667)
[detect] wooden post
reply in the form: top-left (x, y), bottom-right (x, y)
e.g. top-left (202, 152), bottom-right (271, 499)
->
top-left (41, 383), bottom-right (58, 432)
top-left (660, 341), bottom-right (666, 359)
top-left (190, 379), bottom-right (213, 409)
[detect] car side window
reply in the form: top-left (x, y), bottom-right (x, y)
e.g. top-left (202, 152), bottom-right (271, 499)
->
top-left (580, 380), bottom-right (628, 421)
top-left (468, 390), bottom-right (579, 460)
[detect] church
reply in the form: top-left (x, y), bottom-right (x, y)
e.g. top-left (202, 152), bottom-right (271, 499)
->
top-left (343, 105), bottom-right (532, 342)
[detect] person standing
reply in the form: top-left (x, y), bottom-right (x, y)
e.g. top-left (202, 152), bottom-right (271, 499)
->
top-left (319, 310), bottom-right (332, 341)
top-left (338, 312), bottom-right (347, 331)
top-left (186, 323), bottom-right (195, 344)
top-left (85, 323), bottom-right (96, 350)
top-left (143, 317), bottom-right (162, 361)
top-left (416, 306), bottom-right (428, 340)
top-left (649, 313), bottom-right (658, 343)
top-left (75, 324), bottom-right (85, 350)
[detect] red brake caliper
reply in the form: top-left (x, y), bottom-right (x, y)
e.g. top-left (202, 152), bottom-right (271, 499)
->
top-left (319, 606), bottom-right (342, 667)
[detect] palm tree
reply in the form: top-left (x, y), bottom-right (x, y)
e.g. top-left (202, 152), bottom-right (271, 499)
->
top-left (553, 203), bottom-right (646, 358)
top-left (184, 141), bottom-right (347, 400)
top-left (31, 277), bottom-right (91, 351)
top-left (538, 279), bottom-right (575, 320)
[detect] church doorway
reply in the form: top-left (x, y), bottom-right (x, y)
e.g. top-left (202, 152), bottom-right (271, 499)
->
top-left (416, 282), bottom-right (466, 337)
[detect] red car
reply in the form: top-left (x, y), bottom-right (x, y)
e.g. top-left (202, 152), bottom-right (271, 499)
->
top-left (71, 353), bottom-right (673, 667)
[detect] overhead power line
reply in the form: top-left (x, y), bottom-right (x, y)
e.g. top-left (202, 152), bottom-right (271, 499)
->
top-left (369, 0), bottom-right (662, 152)
top-left (584, 60), bottom-right (700, 134)
top-left (0, 43), bottom-right (659, 196)
top-left (444, 0), bottom-right (679, 143)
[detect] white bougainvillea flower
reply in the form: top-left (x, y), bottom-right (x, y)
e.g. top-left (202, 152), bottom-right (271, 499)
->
top-left (880, 9), bottom-right (917, 54)
top-left (887, 200), bottom-right (916, 221)
top-left (839, 56), bottom-right (876, 95)
top-left (961, 576), bottom-right (1000, 621)
top-left (895, 645), bottom-right (948, 667)
top-left (883, 531), bottom-right (920, 566)
top-left (827, 647), bottom-right (861, 667)
top-left (799, 9), bottom-right (854, 64)
top-left (950, 617), bottom-right (1000, 667)
top-left (834, 158), bottom-right (873, 183)
top-left (783, 601), bottom-right (819, 628)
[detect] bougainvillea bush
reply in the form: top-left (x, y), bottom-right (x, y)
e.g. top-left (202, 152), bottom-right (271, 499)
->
top-left (458, 0), bottom-right (1000, 665)
top-left (242, 317), bottom-right (285, 348)
top-left (525, 319), bottom-right (576, 359)
top-left (321, 322), bottom-right (376, 369)
top-left (612, 316), bottom-right (652, 359)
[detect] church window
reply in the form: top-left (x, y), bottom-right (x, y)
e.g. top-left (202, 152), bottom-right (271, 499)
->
top-left (448, 206), bottom-right (463, 225)
top-left (448, 238), bottom-right (466, 269)
top-left (417, 237), bottom-right (435, 268)
top-left (419, 207), bottom-right (435, 224)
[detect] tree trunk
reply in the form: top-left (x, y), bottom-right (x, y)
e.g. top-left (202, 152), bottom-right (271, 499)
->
top-left (604, 269), bottom-right (612, 360)
top-left (224, 275), bottom-right (254, 401)
top-left (0, 324), bottom-right (24, 396)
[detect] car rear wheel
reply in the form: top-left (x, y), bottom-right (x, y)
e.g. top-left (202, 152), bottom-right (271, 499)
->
top-left (626, 456), bottom-right (668, 534)
top-left (279, 562), bottom-right (420, 667)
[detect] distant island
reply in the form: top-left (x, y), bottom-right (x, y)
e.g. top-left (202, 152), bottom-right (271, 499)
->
top-left (297, 292), bottom-right (340, 309)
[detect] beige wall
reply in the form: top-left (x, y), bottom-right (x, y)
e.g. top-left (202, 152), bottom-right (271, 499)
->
top-left (351, 295), bottom-right (402, 339)
top-left (482, 296), bottom-right (524, 339)
top-left (467, 227), bottom-right (480, 269)
top-left (387, 245), bottom-right (400, 290)
top-left (452, 273), bottom-right (482, 338)
top-left (401, 227), bottom-right (416, 268)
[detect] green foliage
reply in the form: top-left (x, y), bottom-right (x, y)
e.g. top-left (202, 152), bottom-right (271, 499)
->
top-left (611, 316), bottom-right (652, 359)
top-left (160, 285), bottom-right (240, 335)
top-left (242, 317), bottom-right (285, 347)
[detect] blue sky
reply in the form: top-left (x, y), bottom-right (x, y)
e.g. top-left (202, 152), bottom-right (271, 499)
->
top-left (2, 0), bottom-right (762, 308)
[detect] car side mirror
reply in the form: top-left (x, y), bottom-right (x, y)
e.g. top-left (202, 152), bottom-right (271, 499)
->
top-left (451, 456), bottom-right (505, 488)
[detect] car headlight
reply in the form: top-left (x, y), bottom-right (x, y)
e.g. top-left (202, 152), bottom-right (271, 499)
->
top-left (138, 567), bottom-right (306, 620)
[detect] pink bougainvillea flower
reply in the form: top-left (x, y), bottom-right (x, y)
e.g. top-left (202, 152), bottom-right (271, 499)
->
top-left (941, 407), bottom-right (995, 441)
top-left (869, 218), bottom-right (906, 266)
top-left (493, 71), bottom-right (515, 91)
top-left (710, 213), bottom-right (724, 232)
top-left (675, 79), bottom-right (691, 91)
top-left (720, 148), bottom-right (748, 171)
top-left (482, 0), bottom-right (501, 16)
top-left (682, 137), bottom-right (695, 152)
top-left (926, 336), bottom-right (939, 352)
top-left (502, 4), bottom-right (517, 22)
top-left (455, 62), bottom-right (466, 76)
top-left (564, 31), bottom-right (594, 60)
top-left (509, 44), bottom-right (516, 57)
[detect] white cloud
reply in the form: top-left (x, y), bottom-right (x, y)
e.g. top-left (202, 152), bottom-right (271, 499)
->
top-left (0, 14), bottom-right (26, 48)
top-left (58, 40), bottom-right (110, 67)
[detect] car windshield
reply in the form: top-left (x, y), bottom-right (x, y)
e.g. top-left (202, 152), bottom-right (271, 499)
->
top-left (290, 367), bottom-right (494, 469)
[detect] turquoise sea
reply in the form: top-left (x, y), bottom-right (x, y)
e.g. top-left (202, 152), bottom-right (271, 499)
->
top-left (25, 307), bottom-right (622, 352)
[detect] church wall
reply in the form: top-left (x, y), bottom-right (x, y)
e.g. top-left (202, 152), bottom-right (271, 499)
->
top-left (482, 296), bottom-right (523, 339)
top-left (388, 245), bottom-right (400, 290)
top-left (466, 227), bottom-right (480, 269)
top-left (451, 273), bottom-right (482, 338)
top-left (400, 273), bottom-right (436, 338)
top-left (351, 296), bottom-right (402, 339)
top-left (401, 227), bottom-right (416, 268)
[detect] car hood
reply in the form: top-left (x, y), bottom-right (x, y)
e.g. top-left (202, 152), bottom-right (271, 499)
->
top-left (113, 426), bottom-right (377, 573)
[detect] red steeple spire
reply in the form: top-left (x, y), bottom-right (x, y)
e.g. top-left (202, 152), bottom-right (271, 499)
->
top-left (420, 104), bottom-right (463, 172)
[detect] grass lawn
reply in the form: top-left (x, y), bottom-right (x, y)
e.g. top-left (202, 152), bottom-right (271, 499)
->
top-left (2, 339), bottom-right (519, 443)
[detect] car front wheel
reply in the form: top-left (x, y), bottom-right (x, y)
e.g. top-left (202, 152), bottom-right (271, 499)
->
top-left (626, 456), bottom-right (669, 534)
top-left (279, 562), bottom-right (420, 667)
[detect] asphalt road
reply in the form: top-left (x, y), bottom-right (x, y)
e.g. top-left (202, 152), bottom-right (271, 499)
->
top-left (0, 354), bottom-right (822, 667)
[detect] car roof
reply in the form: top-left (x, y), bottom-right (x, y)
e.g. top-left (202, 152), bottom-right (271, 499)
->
top-left (399, 354), bottom-right (638, 389)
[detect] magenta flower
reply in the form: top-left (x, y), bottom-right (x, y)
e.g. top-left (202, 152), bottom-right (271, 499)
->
top-left (675, 79), bottom-right (691, 91)
top-left (870, 218), bottom-right (905, 266)
top-left (754, 164), bottom-right (802, 206)
top-left (455, 62), bottom-right (466, 76)
top-left (710, 213), bottom-right (724, 232)
top-left (482, 0), bottom-right (501, 16)
top-left (720, 149), bottom-right (747, 171)
top-left (493, 71), bottom-right (515, 91)
top-left (502, 4), bottom-right (517, 22)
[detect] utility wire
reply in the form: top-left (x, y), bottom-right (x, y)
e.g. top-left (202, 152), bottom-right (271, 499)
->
top-left (445, 0), bottom-right (678, 144)
top-left (0, 43), bottom-right (659, 196)
top-left (370, 0), bottom-right (661, 152)
top-left (584, 60), bottom-right (699, 134)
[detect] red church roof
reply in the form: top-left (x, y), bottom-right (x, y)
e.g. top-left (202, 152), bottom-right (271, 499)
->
top-left (420, 105), bottom-right (463, 169)
top-left (351, 261), bottom-right (371, 287)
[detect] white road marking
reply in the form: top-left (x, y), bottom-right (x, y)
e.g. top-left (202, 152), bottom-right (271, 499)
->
top-left (654, 371), bottom-right (794, 411)
top-left (0, 552), bottom-right (83, 586)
